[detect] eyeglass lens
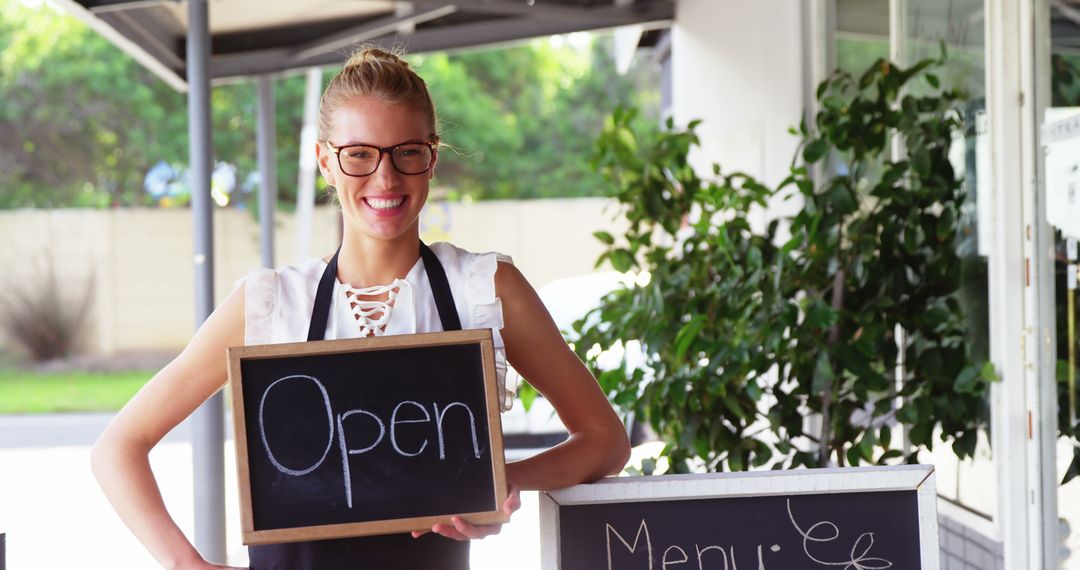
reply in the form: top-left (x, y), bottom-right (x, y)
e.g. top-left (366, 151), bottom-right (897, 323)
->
top-left (338, 144), bottom-right (433, 176)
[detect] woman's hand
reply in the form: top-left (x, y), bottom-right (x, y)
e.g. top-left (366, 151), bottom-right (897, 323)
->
top-left (411, 483), bottom-right (522, 541)
top-left (170, 551), bottom-right (247, 570)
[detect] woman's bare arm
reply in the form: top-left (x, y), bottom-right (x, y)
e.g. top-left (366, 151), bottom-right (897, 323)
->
top-left (91, 284), bottom-right (248, 570)
top-left (423, 261), bottom-right (630, 542)
top-left (496, 262), bottom-right (631, 490)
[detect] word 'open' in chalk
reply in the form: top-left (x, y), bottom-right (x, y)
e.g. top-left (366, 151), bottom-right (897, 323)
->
top-left (258, 374), bottom-right (482, 508)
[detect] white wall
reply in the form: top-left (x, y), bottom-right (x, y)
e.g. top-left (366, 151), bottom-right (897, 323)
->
top-left (672, 0), bottom-right (807, 193)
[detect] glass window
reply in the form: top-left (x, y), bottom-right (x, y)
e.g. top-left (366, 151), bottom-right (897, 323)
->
top-left (901, 0), bottom-right (996, 520)
top-left (1048, 4), bottom-right (1080, 568)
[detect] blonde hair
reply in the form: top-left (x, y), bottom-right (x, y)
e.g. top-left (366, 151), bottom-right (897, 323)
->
top-left (318, 47), bottom-right (438, 142)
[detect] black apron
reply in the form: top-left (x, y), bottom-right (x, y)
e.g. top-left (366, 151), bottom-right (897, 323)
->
top-left (248, 242), bottom-right (470, 570)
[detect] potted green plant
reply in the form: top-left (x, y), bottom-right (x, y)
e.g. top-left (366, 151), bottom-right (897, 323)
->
top-left (570, 51), bottom-right (994, 472)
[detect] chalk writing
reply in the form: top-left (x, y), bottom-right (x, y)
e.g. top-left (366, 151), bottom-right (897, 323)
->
top-left (600, 499), bottom-right (897, 570)
top-left (786, 499), bottom-right (893, 570)
top-left (258, 375), bottom-right (334, 476)
top-left (257, 374), bottom-right (482, 508)
top-left (605, 518), bottom-right (777, 569)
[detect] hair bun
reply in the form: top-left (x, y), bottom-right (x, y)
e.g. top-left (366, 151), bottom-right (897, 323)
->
top-left (316, 44), bottom-right (437, 142)
top-left (344, 46), bottom-right (410, 70)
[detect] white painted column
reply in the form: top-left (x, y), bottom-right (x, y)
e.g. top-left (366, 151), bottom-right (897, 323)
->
top-left (671, 0), bottom-right (807, 192)
top-left (986, 0), bottom-right (1055, 567)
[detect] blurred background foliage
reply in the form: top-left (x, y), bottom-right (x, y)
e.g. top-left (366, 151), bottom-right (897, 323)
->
top-left (0, 0), bottom-right (660, 209)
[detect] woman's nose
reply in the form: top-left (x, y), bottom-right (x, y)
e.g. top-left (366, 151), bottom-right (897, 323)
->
top-left (370, 151), bottom-right (402, 185)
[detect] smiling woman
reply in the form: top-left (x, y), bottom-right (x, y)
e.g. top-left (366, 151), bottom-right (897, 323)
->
top-left (90, 46), bottom-right (630, 570)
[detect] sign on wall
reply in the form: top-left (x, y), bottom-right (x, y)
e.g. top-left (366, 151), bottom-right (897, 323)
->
top-left (540, 465), bottom-right (938, 570)
top-left (227, 330), bottom-right (508, 545)
top-left (1045, 109), bottom-right (1080, 240)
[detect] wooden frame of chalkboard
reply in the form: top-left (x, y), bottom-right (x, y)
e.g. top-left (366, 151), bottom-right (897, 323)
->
top-left (227, 329), bottom-right (508, 545)
top-left (540, 464), bottom-right (939, 570)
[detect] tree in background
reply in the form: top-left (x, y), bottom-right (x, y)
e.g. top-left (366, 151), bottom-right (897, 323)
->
top-left (0, 0), bottom-right (660, 208)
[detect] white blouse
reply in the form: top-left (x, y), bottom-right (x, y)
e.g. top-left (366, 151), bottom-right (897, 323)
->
top-left (234, 241), bottom-right (515, 411)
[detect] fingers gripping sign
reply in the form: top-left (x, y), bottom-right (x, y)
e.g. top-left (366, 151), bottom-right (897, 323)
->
top-left (412, 483), bottom-right (522, 541)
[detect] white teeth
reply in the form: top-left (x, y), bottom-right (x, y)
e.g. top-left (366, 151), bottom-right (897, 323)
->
top-left (365, 196), bottom-right (405, 210)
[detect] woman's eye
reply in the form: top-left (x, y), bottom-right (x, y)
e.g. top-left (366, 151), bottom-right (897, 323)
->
top-left (346, 149), bottom-right (375, 159)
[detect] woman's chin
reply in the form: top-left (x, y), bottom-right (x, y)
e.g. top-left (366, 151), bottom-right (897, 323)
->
top-left (343, 214), bottom-right (419, 243)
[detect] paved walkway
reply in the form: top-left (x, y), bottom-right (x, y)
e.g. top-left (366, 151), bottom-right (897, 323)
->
top-left (0, 413), bottom-right (541, 569)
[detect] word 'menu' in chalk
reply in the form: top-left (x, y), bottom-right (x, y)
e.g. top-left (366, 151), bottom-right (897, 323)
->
top-left (258, 373), bottom-right (482, 508)
top-left (541, 466), bottom-right (938, 570)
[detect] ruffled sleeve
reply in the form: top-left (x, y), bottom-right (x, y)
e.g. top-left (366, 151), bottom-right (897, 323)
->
top-left (466, 251), bottom-right (515, 412)
top-left (239, 267), bottom-right (278, 346)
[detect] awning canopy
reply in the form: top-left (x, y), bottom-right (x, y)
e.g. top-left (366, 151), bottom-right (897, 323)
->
top-left (54, 0), bottom-right (676, 90)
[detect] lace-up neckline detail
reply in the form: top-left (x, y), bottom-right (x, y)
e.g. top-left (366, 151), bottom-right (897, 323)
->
top-left (341, 279), bottom-right (406, 337)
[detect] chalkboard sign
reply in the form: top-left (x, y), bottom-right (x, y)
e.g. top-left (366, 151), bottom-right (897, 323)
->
top-left (227, 329), bottom-right (508, 545)
top-left (540, 465), bottom-right (938, 570)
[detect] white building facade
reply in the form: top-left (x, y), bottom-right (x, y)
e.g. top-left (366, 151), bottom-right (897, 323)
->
top-left (665, 0), bottom-right (1071, 568)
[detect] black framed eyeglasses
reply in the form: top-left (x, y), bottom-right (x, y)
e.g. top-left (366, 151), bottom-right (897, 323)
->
top-left (327, 140), bottom-right (437, 177)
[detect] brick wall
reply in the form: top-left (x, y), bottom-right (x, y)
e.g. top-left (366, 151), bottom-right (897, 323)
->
top-left (939, 512), bottom-right (1005, 570)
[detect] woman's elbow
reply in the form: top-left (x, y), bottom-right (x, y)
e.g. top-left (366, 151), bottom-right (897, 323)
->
top-left (90, 427), bottom-right (142, 483)
top-left (601, 426), bottom-right (631, 477)
top-left (90, 435), bottom-right (114, 484)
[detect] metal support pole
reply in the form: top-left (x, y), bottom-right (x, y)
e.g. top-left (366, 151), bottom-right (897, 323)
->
top-left (186, 0), bottom-right (226, 563)
top-left (256, 74), bottom-right (277, 269)
top-left (295, 67), bottom-right (322, 263)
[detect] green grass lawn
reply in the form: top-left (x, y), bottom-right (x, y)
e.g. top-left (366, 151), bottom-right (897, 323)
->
top-left (0, 369), bottom-right (152, 414)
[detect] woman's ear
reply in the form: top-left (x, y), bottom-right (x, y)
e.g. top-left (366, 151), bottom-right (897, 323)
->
top-left (315, 142), bottom-right (336, 187)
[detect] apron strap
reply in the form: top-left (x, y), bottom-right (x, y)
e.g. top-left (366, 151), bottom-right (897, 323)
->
top-left (307, 241), bottom-right (460, 342)
top-left (419, 242), bottom-right (462, 332)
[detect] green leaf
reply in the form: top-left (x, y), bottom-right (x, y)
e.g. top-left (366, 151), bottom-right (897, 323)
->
top-left (802, 138), bottom-right (829, 164)
top-left (954, 366), bottom-right (979, 393)
top-left (925, 73), bottom-right (940, 88)
top-left (879, 425), bottom-right (892, 450)
top-left (518, 380), bottom-right (538, 411)
top-left (909, 423), bottom-right (931, 446)
top-left (857, 429), bottom-right (877, 460)
top-left (593, 231), bottom-right (615, 245)
top-left (674, 315), bottom-right (707, 361)
top-left (1063, 447), bottom-right (1080, 485)
top-left (598, 369), bottom-right (623, 393)
top-left (746, 379), bottom-right (763, 402)
top-left (877, 449), bottom-right (903, 464)
top-left (609, 249), bottom-right (635, 272)
top-left (823, 95), bottom-right (846, 112)
top-left (836, 344), bottom-right (889, 391)
top-left (728, 447), bottom-right (745, 472)
top-left (805, 302), bottom-right (838, 329)
top-left (721, 392), bottom-right (746, 420)
top-left (846, 445), bottom-right (862, 467)
top-left (897, 404), bottom-right (918, 424)
top-left (616, 127), bottom-right (638, 153)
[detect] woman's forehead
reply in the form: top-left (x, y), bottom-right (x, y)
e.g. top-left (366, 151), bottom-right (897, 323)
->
top-left (329, 97), bottom-right (430, 145)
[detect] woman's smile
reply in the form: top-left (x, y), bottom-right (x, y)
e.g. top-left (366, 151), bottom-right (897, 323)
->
top-left (362, 194), bottom-right (408, 213)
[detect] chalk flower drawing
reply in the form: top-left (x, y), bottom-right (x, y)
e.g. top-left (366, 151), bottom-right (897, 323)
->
top-left (786, 499), bottom-right (893, 570)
